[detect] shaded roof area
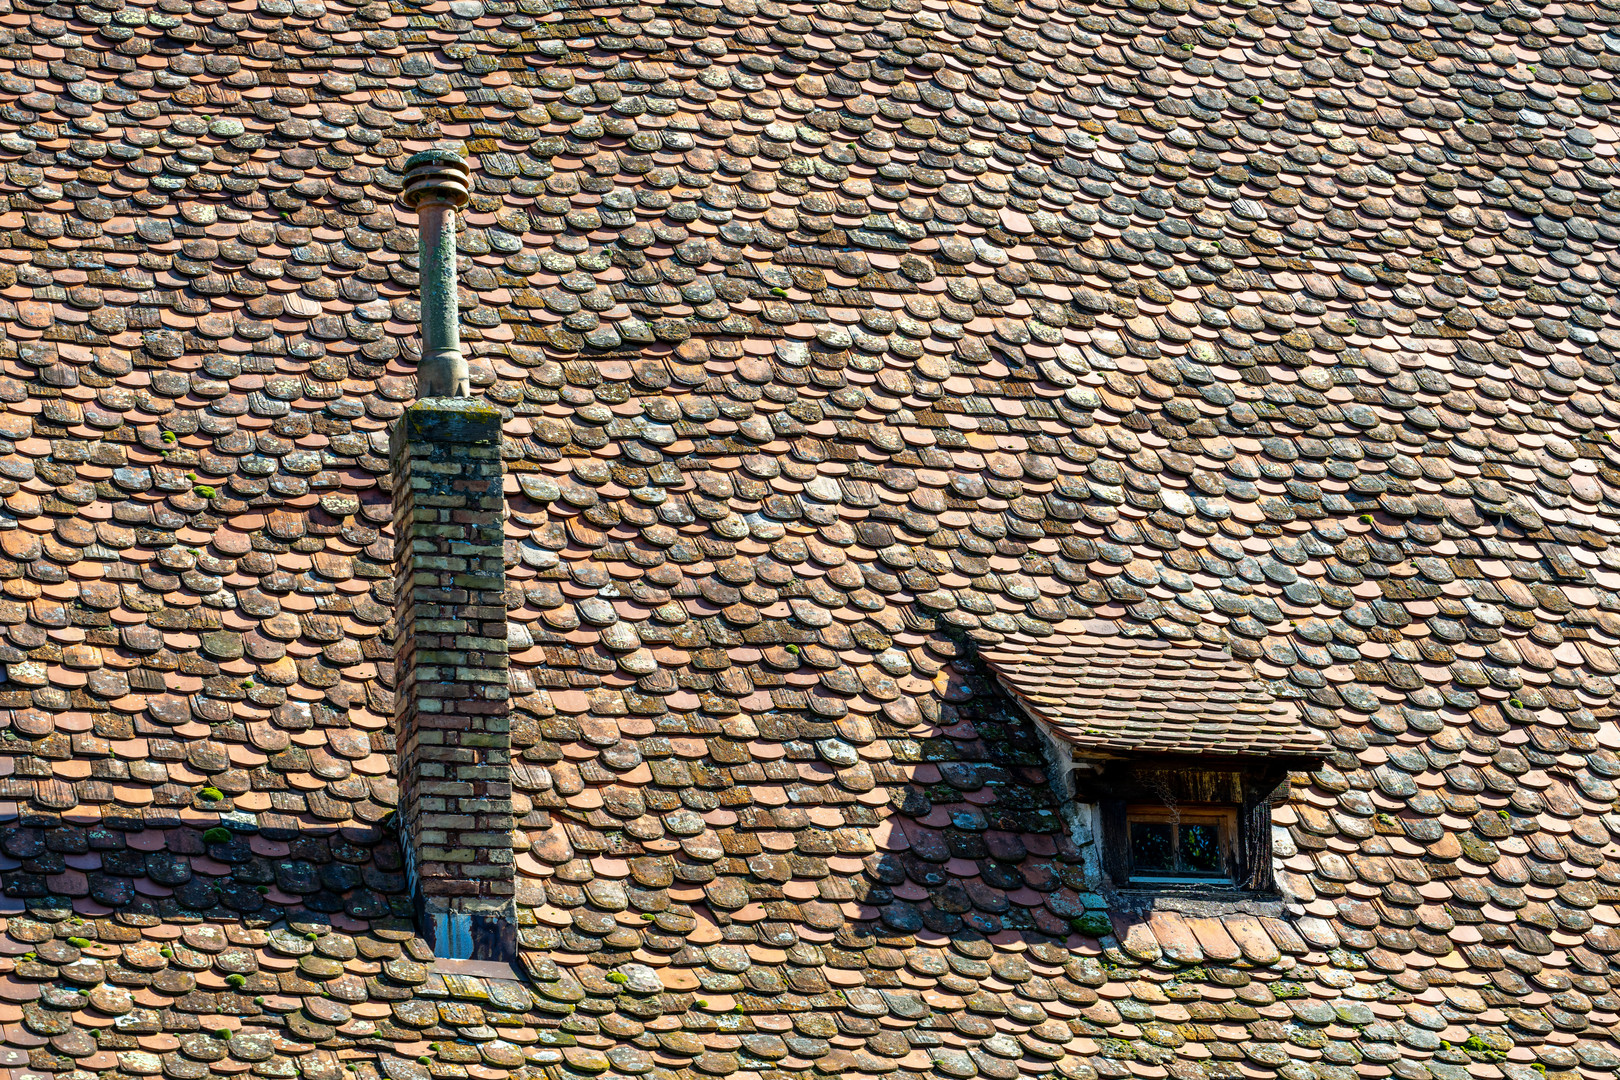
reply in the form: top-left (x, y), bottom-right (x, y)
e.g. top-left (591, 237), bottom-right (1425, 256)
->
top-left (980, 624), bottom-right (1330, 758)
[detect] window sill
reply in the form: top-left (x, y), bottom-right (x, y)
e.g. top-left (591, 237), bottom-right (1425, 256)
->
top-left (1105, 884), bottom-right (1290, 918)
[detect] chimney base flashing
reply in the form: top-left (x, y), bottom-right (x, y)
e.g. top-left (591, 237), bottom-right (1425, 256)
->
top-left (419, 898), bottom-right (518, 965)
top-left (431, 957), bottom-right (524, 983)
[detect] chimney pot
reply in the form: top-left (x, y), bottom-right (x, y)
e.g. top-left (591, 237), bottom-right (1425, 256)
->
top-left (400, 147), bottom-right (472, 399)
top-left (402, 149), bottom-right (472, 210)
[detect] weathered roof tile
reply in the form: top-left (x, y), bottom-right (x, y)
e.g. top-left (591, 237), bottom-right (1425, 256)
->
top-left (0, 0), bottom-right (1616, 1075)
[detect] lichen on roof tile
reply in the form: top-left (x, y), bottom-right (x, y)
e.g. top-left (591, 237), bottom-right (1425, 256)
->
top-left (0, 0), bottom-right (1618, 1075)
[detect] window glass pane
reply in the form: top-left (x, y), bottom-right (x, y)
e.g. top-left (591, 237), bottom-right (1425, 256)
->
top-left (1130, 822), bottom-right (1174, 871)
top-left (1180, 823), bottom-right (1223, 874)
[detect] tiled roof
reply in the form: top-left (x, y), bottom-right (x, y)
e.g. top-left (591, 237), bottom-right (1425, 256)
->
top-left (981, 625), bottom-right (1329, 758)
top-left (0, 0), bottom-right (1617, 1076)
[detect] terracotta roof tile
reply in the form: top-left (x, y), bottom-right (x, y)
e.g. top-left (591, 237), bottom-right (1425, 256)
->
top-left (984, 625), bottom-right (1329, 758)
top-left (0, 0), bottom-right (1614, 1075)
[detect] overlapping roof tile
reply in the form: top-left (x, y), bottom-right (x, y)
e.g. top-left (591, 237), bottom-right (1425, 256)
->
top-left (982, 624), bottom-right (1328, 757)
top-left (0, 0), bottom-right (1616, 1075)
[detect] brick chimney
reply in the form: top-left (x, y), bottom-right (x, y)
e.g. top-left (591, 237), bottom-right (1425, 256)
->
top-left (390, 147), bottom-right (515, 962)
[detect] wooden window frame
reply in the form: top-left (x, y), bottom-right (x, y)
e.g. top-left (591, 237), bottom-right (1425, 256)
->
top-left (1123, 804), bottom-right (1239, 884)
top-left (1080, 760), bottom-right (1290, 893)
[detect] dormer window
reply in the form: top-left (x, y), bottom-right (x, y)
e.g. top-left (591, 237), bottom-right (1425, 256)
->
top-left (1126, 805), bottom-right (1235, 884)
top-left (1090, 762), bottom-right (1290, 892)
top-left (976, 624), bottom-right (1329, 896)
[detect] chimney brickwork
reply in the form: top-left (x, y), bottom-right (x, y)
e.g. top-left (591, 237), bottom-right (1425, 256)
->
top-left (390, 399), bottom-right (515, 962)
top-left (390, 147), bottom-right (515, 963)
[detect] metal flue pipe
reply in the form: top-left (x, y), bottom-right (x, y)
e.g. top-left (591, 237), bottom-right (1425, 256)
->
top-left (400, 148), bottom-right (473, 398)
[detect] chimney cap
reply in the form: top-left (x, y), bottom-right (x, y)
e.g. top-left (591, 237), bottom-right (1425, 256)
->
top-left (402, 148), bottom-right (471, 211)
